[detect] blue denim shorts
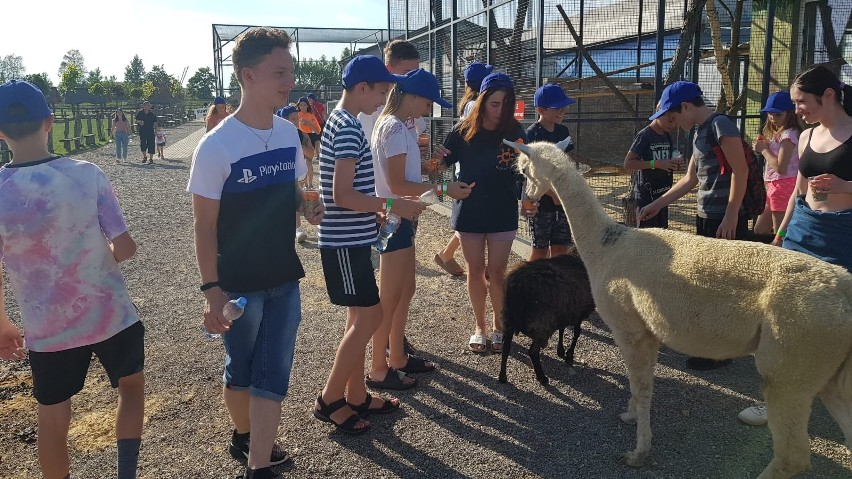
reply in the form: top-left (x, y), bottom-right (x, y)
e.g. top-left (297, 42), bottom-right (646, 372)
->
top-left (381, 218), bottom-right (416, 254)
top-left (223, 281), bottom-right (302, 402)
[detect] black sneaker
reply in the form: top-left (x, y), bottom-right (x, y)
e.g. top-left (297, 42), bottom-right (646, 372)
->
top-left (229, 431), bottom-right (292, 466)
top-left (686, 357), bottom-right (733, 371)
top-left (237, 466), bottom-right (281, 479)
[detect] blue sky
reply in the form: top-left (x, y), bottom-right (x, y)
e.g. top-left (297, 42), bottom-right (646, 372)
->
top-left (2, 0), bottom-right (388, 84)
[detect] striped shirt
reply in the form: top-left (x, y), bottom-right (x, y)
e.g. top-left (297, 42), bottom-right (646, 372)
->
top-left (318, 109), bottom-right (378, 248)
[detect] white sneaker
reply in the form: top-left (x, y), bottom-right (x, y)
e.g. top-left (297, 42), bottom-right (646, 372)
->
top-left (295, 228), bottom-right (307, 243)
top-left (737, 403), bottom-right (767, 426)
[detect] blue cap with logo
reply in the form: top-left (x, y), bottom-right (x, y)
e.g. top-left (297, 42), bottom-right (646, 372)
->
top-left (479, 72), bottom-right (514, 94)
top-left (397, 68), bottom-right (452, 109)
top-left (213, 96), bottom-right (226, 105)
top-left (761, 91), bottom-right (794, 113)
top-left (649, 81), bottom-right (704, 120)
top-left (464, 62), bottom-right (494, 91)
top-left (307, 93), bottom-right (317, 100)
top-left (277, 105), bottom-right (297, 118)
top-left (534, 84), bottom-right (575, 109)
top-left (342, 55), bottom-right (402, 89)
top-left (297, 97), bottom-right (309, 105)
top-left (0, 80), bottom-right (52, 124)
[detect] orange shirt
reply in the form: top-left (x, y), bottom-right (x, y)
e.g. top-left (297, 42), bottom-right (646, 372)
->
top-left (206, 111), bottom-right (230, 132)
top-left (297, 112), bottom-right (321, 135)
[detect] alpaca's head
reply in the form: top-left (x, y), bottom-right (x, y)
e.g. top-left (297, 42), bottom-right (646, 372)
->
top-left (503, 138), bottom-right (579, 200)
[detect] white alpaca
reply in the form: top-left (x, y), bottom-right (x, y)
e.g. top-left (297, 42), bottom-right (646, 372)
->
top-left (505, 138), bottom-right (852, 479)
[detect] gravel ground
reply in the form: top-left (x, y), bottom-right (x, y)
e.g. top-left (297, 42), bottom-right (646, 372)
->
top-left (0, 122), bottom-right (850, 479)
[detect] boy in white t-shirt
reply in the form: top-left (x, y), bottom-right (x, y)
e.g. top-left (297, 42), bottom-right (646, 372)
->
top-left (0, 80), bottom-right (144, 479)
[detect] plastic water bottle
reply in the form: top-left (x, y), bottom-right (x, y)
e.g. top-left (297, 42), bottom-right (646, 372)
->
top-left (420, 189), bottom-right (440, 204)
top-left (375, 213), bottom-right (401, 252)
top-left (204, 296), bottom-right (247, 339)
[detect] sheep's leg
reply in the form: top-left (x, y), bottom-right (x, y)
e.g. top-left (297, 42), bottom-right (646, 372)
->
top-left (757, 388), bottom-right (814, 479)
top-left (529, 342), bottom-right (549, 385)
top-left (612, 330), bottom-right (659, 468)
top-left (556, 327), bottom-right (566, 358)
top-left (565, 319), bottom-right (582, 367)
top-left (498, 328), bottom-right (515, 383)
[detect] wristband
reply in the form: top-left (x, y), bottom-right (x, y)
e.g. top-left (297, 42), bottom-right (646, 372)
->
top-left (385, 197), bottom-right (393, 215)
top-left (775, 229), bottom-right (786, 238)
top-left (200, 281), bottom-right (220, 292)
top-left (442, 182), bottom-right (448, 195)
top-left (434, 184), bottom-right (441, 195)
top-left (650, 159), bottom-right (655, 169)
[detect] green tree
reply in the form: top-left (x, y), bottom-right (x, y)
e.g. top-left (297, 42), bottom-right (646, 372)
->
top-left (23, 73), bottom-right (53, 97)
top-left (186, 67), bottom-right (216, 100)
top-left (145, 65), bottom-right (176, 96)
top-left (59, 63), bottom-right (83, 95)
top-left (88, 82), bottom-right (106, 105)
top-left (295, 55), bottom-right (341, 87)
top-left (227, 72), bottom-right (241, 101)
top-left (341, 47), bottom-right (352, 59)
top-left (170, 78), bottom-right (183, 99)
top-left (124, 55), bottom-right (145, 85)
top-left (86, 68), bottom-right (103, 86)
top-left (58, 49), bottom-right (86, 79)
top-left (129, 87), bottom-right (143, 101)
top-left (141, 80), bottom-right (156, 100)
top-left (0, 54), bottom-right (25, 83)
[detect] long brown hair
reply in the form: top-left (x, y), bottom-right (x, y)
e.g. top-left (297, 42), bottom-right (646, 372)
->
top-left (457, 85), bottom-right (478, 115)
top-left (459, 86), bottom-right (518, 143)
top-left (112, 109), bottom-right (127, 122)
top-left (762, 110), bottom-right (802, 139)
top-left (793, 64), bottom-right (852, 117)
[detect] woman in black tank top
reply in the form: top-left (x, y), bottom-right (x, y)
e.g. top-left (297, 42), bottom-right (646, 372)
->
top-left (774, 65), bottom-right (852, 272)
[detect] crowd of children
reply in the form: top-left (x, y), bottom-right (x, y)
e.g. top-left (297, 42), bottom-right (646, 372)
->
top-left (1, 24), bottom-right (852, 479)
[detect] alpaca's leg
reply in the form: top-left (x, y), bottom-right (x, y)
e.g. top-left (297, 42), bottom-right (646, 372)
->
top-left (612, 330), bottom-right (659, 468)
top-left (820, 373), bottom-right (852, 452)
top-left (529, 342), bottom-right (548, 385)
top-left (556, 327), bottom-right (566, 358)
top-left (565, 320), bottom-right (582, 367)
top-left (498, 328), bottom-right (515, 383)
top-left (757, 388), bottom-right (814, 479)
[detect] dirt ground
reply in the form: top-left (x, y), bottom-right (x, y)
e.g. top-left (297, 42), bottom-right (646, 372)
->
top-left (0, 123), bottom-right (849, 479)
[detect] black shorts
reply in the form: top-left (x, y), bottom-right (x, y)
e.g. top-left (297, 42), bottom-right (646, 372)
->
top-left (380, 218), bottom-right (416, 254)
top-left (320, 246), bottom-right (380, 307)
top-left (307, 132), bottom-right (321, 144)
top-left (139, 131), bottom-right (155, 154)
top-left (528, 210), bottom-right (573, 249)
top-left (29, 321), bottom-right (145, 405)
top-left (695, 214), bottom-right (748, 240)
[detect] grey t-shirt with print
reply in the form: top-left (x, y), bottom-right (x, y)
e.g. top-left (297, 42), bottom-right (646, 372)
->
top-left (693, 114), bottom-right (741, 219)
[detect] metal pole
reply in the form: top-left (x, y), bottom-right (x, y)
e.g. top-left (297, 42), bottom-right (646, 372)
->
top-left (691, 6), bottom-right (701, 83)
top-left (537, 0), bottom-right (545, 85)
top-left (655, 0), bottom-right (666, 101)
top-left (452, 0), bottom-right (458, 118)
top-left (761, 0), bottom-right (777, 126)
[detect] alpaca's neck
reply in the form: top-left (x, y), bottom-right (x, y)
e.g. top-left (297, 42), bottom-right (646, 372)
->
top-left (546, 168), bottom-right (619, 259)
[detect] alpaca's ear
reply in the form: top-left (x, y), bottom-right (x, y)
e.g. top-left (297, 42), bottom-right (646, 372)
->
top-left (555, 136), bottom-right (573, 152)
top-left (502, 139), bottom-right (532, 157)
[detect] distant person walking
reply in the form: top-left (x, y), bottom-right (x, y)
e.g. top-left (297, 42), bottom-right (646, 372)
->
top-left (113, 108), bottom-right (131, 161)
top-left (135, 101), bottom-right (157, 164)
top-left (206, 96), bottom-right (230, 132)
top-left (307, 93), bottom-right (326, 128)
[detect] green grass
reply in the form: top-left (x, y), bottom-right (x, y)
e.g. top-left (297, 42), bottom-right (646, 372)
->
top-left (50, 119), bottom-right (112, 155)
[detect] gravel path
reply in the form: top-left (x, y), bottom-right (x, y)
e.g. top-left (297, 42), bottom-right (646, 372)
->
top-left (0, 122), bottom-right (850, 479)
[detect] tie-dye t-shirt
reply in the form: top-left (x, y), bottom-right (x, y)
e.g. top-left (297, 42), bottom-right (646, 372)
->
top-left (0, 156), bottom-right (139, 352)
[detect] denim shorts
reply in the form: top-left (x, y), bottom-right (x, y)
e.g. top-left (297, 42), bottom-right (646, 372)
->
top-left (381, 218), bottom-right (416, 254)
top-left (528, 210), bottom-right (573, 249)
top-left (223, 281), bottom-right (302, 402)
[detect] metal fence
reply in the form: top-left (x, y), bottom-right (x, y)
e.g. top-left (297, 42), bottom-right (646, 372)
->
top-left (389, 0), bottom-right (852, 236)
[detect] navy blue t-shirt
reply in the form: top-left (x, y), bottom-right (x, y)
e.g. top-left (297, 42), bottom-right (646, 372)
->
top-left (629, 125), bottom-right (674, 205)
top-left (525, 122), bottom-right (574, 212)
top-left (443, 124), bottom-right (527, 233)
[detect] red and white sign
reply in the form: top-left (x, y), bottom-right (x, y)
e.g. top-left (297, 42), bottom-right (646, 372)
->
top-left (514, 100), bottom-right (525, 120)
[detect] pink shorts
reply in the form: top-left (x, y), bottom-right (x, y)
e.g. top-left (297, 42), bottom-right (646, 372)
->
top-left (767, 177), bottom-right (796, 212)
top-left (456, 230), bottom-right (517, 242)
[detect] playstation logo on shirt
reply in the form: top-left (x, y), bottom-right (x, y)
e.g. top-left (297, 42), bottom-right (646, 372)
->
top-left (237, 169), bottom-right (257, 184)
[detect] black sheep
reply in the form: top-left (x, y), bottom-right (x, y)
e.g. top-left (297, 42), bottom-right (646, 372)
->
top-left (498, 247), bottom-right (595, 385)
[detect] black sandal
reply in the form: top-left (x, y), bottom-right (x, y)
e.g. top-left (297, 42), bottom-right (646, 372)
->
top-left (397, 355), bottom-right (437, 374)
top-left (365, 368), bottom-right (417, 390)
top-left (347, 393), bottom-right (400, 416)
top-left (313, 394), bottom-right (371, 434)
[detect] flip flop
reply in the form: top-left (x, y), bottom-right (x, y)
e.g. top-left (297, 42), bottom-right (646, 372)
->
top-left (397, 355), bottom-right (437, 374)
top-left (365, 368), bottom-right (417, 390)
top-left (434, 253), bottom-right (465, 276)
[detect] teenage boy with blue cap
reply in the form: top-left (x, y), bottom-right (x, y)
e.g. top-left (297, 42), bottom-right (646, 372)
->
top-left (0, 80), bottom-right (144, 479)
top-left (314, 55), bottom-right (427, 434)
top-left (524, 83), bottom-right (578, 261)
top-left (638, 80), bottom-right (748, 371)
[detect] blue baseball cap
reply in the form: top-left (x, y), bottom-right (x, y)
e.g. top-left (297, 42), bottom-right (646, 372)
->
top-left (649, 81), bottom-right (703, 120)
top-left (534, 84), bottom-right (576, 109)
top-left (761, 91), bottom-right (794, 113)
top-left (342, 55), bottom-right (402, 89)
top-left (307, 93), bottom-right (317, 100)
top-left (277, 105), bottom-right (297, 117)
top-left (397, 69), bottom-right (452, 109)
top-left (213, 96), bottom-right (226, 105)
top-left (479, 72), bottom-right (514, 94)
top-left (0, 80), bottom-right (52, 124)
top-left (464, 62), bottom-right (494, 91)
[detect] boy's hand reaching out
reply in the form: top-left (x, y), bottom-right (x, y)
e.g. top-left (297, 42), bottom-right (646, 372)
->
top-left (0, 319), bottom-right (24, 360)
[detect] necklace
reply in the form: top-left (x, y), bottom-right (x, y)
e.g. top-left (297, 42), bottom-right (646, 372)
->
top-left (243, 121), bottom-right (274, 150)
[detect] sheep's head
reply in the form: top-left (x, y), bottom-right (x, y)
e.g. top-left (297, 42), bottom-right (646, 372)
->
top-left (503, 137), bottom-right (575, 201)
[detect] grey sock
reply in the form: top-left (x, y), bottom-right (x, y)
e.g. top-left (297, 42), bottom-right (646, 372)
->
top-left (117, 438), bottom-right (141, 479)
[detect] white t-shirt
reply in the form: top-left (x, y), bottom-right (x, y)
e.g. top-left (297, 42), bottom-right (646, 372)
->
top-left (359, 106), bottom-right (426, 144)
top-left (462, 100), bottom-right (476, 119)
top-left (372, 115), bottom-right (423, 199)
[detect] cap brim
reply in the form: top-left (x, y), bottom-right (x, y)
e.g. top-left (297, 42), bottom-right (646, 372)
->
top-left (761, 106), bottom-right (788, 113)
top-left (542, 98), bottom-right (576, 109)
top-left (435, 98), bottom-right (452, 109)
top-left (648, 108), bottom-right (669, 120)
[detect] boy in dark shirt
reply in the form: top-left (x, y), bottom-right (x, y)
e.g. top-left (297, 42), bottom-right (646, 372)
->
top-left (623, 114), bottom-right (682, 228)
top-left (525, 83), bottom-right (576, 260)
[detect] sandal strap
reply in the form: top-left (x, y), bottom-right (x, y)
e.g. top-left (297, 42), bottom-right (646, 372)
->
top-left (317, 394), bottom-right (350, 415)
